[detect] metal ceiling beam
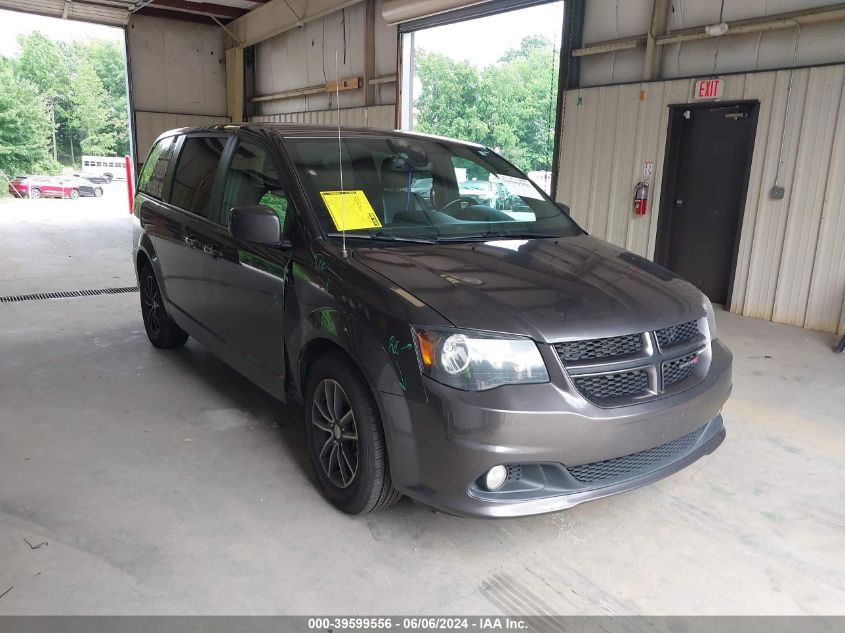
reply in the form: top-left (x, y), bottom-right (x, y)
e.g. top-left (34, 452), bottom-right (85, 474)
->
top-left (142, 0), bottom-right (247, 19)
top-left (656, 3), bottom-right (845, 46)
top-left (226, 0), bottom-right (362, 49)
top-left (643, 0), bottom-right (669, 80)
top-left (572, 36), bottom-right (645, 57)
top-left (571, 2), bottom-right (845, 58)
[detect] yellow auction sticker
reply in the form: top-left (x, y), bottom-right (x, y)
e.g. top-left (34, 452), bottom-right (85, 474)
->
top-left (319, 190), bottom-right (382, 230)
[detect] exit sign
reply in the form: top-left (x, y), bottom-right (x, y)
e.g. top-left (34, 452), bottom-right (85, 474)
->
top-left (694, 78), bottom-right (724, 100)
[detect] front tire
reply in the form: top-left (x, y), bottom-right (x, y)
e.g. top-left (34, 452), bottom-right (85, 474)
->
top-left (104, 173), bottom-right (113, 183)
top-left (304, 353), bottom-right (401, 514)
top-left (69, 189), bottom-right (80, 200)
top-left (139, 263), bottom-right (188, 349)
top-left (30, 188), bottom-right (42, 199)
top-left (94, 187), bottom-right (103, 197)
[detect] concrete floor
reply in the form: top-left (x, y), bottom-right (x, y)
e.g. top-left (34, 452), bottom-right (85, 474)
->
top-left (1, 189), bottom-right (844, 615)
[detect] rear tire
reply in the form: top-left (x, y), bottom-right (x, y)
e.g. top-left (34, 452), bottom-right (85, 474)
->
top-left (30, 188), bottom-right (41, 199)
top-left (104, 173), bottom-right (113, 183)
top-left (139, 263), bottom-right (188, 349)
top-left (94, 187), bottom-right (103, 197)
top-left (304, 352), bottom-right (401, 514)
top-left (69, 189), bottom-right (80, 200)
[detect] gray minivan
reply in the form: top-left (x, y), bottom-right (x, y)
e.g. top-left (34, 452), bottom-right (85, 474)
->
top-left (132, 124), bottom-right (731, 517)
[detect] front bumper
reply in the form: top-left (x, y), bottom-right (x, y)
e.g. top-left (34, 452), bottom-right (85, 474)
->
top-left (380, 339), bottom-right (732, 518)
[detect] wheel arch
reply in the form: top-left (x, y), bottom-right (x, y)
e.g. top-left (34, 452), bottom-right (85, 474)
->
top-left (134, 240), bottom-right (172, 310)
top-left (298, 337), bottom-right (370, 398)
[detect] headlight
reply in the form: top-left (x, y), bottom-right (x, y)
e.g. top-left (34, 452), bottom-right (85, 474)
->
top-left (702, 294), bottom-right (718, 340)
top-left (412, 327), bottom-right (549, 391)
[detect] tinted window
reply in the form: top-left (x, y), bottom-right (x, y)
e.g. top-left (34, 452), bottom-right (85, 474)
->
top-left (170, 136), bottom-right (227, 217)
top-left (220, 140), bottom-right (288, 229)
top-left (285, 137), bottom-right (580, 241)
top-left (137, 136), bottom-right (177, 200)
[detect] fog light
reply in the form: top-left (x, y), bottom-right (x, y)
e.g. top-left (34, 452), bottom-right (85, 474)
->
top-left (483, 465), bottom-right (508, 491)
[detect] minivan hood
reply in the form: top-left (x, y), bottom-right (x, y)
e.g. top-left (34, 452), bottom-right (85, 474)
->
top-left (353, 235), bottom-right (705, 342)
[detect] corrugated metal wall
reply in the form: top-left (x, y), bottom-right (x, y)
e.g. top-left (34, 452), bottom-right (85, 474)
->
top-left (579, 0), bottom-right (845, 86)
top-left (252, 0), bottom-right (396, 116)
top-left (556, 64), bottom-right (845, 335)
top-left (251, 105), bottom-right (395, 128)
top-left (127, 15), bottom-right (230, 162)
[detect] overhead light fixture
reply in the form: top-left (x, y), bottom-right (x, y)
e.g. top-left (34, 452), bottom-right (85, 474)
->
top-left (705, 23), bottom-right (729, 37)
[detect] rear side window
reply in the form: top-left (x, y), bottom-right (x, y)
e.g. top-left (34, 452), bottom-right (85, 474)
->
top-left (170, 136), bottom-right (227, 218)
top-left (137, 137), bottom-right (177, 200)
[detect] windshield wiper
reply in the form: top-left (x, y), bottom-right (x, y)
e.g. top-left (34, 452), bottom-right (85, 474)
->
top-left (434, 231), bottom-right (562, 242)
top-left (326, 232), bottom-right (436, 244)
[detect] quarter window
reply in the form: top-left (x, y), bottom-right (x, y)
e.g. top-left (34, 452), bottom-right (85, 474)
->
top-left (137, 137), bottom-right (177, 201)
top-left (220, 140), bottom-right (289, 229)
top-left (170, 136), bottom-right (227, 217)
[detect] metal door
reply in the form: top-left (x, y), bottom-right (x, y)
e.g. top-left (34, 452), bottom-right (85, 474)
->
top-left (656, 102), bottom-right (758, 305)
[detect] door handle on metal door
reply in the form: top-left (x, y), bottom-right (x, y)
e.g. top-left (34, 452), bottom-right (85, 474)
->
top-left (203, 244), bottom-right (223, 259)
top-left (675, 199), bottom-right (684, 207)
top-left (184, 236), bottom-right (200, 248)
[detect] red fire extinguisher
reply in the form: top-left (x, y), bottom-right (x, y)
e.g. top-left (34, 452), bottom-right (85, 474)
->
top-left (634, 180), bottom-right (649, 215)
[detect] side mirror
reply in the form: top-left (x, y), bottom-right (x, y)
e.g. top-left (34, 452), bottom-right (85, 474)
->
top-left (229, 205), bottom-right (286, 246)
top-left (557, 202), bottom-right (571, 216)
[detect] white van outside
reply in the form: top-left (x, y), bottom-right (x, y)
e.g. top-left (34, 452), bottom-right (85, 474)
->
top-left (80, 156), bottom-right (126, 182)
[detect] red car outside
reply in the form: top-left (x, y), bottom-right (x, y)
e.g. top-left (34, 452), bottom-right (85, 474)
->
top-left (7, 176), bottom-right (100, 199)
top-left (7, 176), bottom-right (30, 197)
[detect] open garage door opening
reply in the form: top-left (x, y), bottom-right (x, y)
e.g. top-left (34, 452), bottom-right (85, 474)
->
top-left (0, 8), bottom-right (137, 309)
top-left (0, 9), bottom-right (131, 203)
top-left (399, 0), bottom-right (564, 197)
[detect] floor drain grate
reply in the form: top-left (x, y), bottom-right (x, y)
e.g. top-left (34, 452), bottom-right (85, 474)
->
top-left (0, 286), bottom-right (139, 303)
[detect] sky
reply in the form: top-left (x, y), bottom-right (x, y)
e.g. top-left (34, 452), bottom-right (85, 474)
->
top-left (0, 9), bottom-right (122, 57)
top-left (412, 1), bottom-right (564, 69)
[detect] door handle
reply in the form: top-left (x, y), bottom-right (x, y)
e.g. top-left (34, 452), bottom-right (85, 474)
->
top-left (203, 244), bottom-right (223, 259)
top-left (184, 235), bottom-right (200, 248)
top-left (675, 198), bottom-right (684, 207)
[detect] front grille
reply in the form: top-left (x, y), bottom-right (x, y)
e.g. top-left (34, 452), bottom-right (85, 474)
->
top-left (555, 333), bottom-right (642, 362)
top-left (655, 320), bottom-right (698, 348)
top-left (568, 427), bottom-right (702, 484)
top-left (662, 352), bottom-right (699, 387)
top-left (573, 370), bottom-right (649, 401)
top-left (560, 319), bottom-right (708, 407)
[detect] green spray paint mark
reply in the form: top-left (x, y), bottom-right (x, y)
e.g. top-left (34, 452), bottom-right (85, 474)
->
top-left (388, 335), bottom-right (413, 356)
top-left (394, 360), bottom-right (407, 391)
top-left (388, 336), bottom-right (412, 391)
top-left (576, 96), bottom-right (583, 106)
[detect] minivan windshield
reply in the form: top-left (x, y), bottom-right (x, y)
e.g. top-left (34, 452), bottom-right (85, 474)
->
top-left (284, 136), bottom-right (582, 242)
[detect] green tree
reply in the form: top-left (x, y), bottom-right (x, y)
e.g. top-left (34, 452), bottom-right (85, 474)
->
top-left (414, 52), bottom-right (488, 142)
top-left (0, 57), bottom-right (56, 180)
top-left (11, 32), bottom-right (130, 164)
top-left (85, 39), bottom-right (130, 156)
top-left (15, 33), bottom-right (72, 162)
top-left (413, 36), bottom-right (559, 173)
top-left (480, 35), bottom-right (559, 171)
top-left (69, 58), bottom-right (116, 156)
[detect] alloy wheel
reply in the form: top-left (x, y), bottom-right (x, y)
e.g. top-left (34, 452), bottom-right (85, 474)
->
top-left (142, 274), bottom-right (161, 336)
top-left (311, 378), bottom-right (359, 488)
